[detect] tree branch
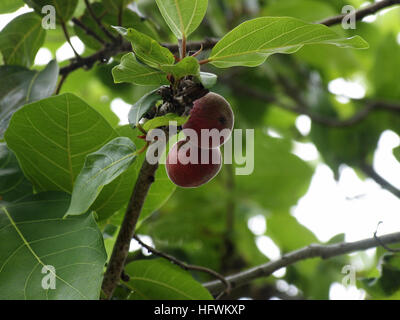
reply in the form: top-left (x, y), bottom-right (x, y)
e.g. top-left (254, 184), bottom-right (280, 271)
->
top-left (84, 0), bottom-right (117, 42)
top-left (132, 235), bottom-right (231, 299)
top-left (203, 231), bottom-right (400, 294)
top-left (360, 162), bottom-right (400, 198)
top-left (72, 17), bottom-right (107, 46)
top-left (101, 159), bottom-right (159, 299)
top-left (318, 0), bottom-right (400, 26)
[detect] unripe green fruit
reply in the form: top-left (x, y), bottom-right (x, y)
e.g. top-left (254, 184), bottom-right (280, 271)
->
top-left (166, 140), bottom-right (222, 188)
top-left (183, 92), bottom-right (234, 149)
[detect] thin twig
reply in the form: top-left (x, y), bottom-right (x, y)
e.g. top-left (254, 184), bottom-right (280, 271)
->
top-left (203, 231), bottom-right (400, 294)
top-left (55, 74), bottom-right (68, 95)
top-left (61, 22), bottom-right (81, 59)
top-left (374, 222), bottom-right (400, 253)
top-left (132, 234), bottom-right (231, 299)
top-left (360, 162), bottom-right (400, 199)
top-left (72, 17), bottom-right (107, 46)
top-left (84, 0), bottom-right (117, 42)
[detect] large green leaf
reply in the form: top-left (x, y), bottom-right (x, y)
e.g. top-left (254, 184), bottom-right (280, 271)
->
top-left (0, 0), bottom-right (24, 13)
top-left (208, 17), bottom-right (368, 68)
top-left (66, 137), bottom-right (137, 217)
top-left (24, 0), bottom-right (78, 23)
top-left (0, 60), bottom-right (59, 137)
top-left (0, 143), bottom-right (32, 202)
top-left (4, 93), bottom-right (134, 219)
top-left (155, 0), bottom-right (209, 39)
top-left (124, 259), bottom-right (213, 300)
top-left (102, 0), bottom-right (132, 14)
top-left (114, 27), bottom-right (175, 69)
top-left (0, 192), bottom-right (107, 300)
top-left (112, 53), bottom-right (169, 86)
top-left (0, 12), bottom-right (46, 67)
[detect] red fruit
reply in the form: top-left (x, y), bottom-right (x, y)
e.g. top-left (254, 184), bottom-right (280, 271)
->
top-left (166, 140), bottom-right (222, 188)
top-left (183, 92), bottom-right (234, 149)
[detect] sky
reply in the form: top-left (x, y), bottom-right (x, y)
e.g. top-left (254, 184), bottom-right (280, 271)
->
top-left (1, 4), bottom-right (400, 300)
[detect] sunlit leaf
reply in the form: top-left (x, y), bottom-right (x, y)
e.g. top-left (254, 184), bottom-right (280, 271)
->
top-left (208, 17), bottom-right (368, 68)
top-left (155, 0), bottom-right (209, 39)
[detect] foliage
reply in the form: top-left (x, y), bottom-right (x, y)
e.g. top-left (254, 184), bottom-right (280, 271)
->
top-left (1, 0), bottom-right (399, 301)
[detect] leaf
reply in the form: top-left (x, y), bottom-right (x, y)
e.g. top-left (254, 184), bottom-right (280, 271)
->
top-left (66, 137), bottom-right (137, 217)
top-left (112, 53), bottom-right (169, 86)
top-left (143, 114), bottom-right (189, 132)
top-left (236, 130), bottom-right (313, 211)
top-left (160, 56), bottom-right (200, 80)
top-left (113, 26), bottom-right (175, 68)
top-left (4, 93), bottom-right (134, 218)
top-left (199, 72), bottom-right (217, 89)
top-left (0, 143), bottom-right (33, 202)
top-left (24, 0), bottom-right (78, 23)
top-left (208, 17), bottom-right (369, 68)
top-left (0, 192), bottom-right (107, 300)
top-left (128, 89), bottom-right (162, 128)
top-left (0, 0), bottom-right (24, 13)
top-left (0, 12), bottom-right (46, 67)
top-left (394, 146), bottom-right (400, 163)
top-left (155, 0), bottom-right (209, 39)
top-left (111, 126), bottom-right (176, 226)
top-left (0, 61), bottom-right (59, 137)
top-left (124, 259), bottom-right (213, 300)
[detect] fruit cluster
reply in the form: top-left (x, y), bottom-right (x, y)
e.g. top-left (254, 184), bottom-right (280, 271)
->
top-left (166, 92), bottom-right (234, 188)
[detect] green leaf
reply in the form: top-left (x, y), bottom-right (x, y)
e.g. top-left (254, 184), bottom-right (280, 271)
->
top-left (124, 259), bottom-right (213, 300)
top-left (208, 17), bottom-right (369, 68)
top-left (66, 137), bottom-right (137, 217)
top-left (143, 114), bottom-right (189, 131)
top-left (24, 0), bottom-right (78, 23)
top-left (0, 192), bottom-right (107, 300)
top-left (236, 130), bottom-right (313, 211)
top-left (0, 12), bottom-right (46, 67)
top-left (199, 72), bottom-right (217, 89)
top-left (113, 26), bottom-right (175, 68)
top-left (394, 146), bottom-right (400, 163)
top-left (155, 0), bottom-right (209, 39)
top-left (160, 56), bottom-right (200, 80)
top-left (111, 126), bottom-right (176, 226)
top-left (0, 60), bottom-right (59, 137)
top-left (128, 89), bottom-right (162, 128)
top-left (0, 143), bottom-right (33, 202)
top-left (4, 93), bottom-right (118, 193)
top-left (112, 53), bottom-right (169, 86)
top-left (0, 0), bottom-right (24, 13)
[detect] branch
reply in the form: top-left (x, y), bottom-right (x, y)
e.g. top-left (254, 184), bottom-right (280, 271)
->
top-left (101, 159), bottom-right (159, 299)
top-left (132, 235), bottom-right (231, 299)
top-left (318, 0), bottom-right (400, 26)
top-left (84, 0), bottom-right (117, 42)
top-left (72, 17), bottom-right (107, 46)
top-left (360, 162), bottom-right (400, 198)
top-left (203, 231), bottom-right (400, 294)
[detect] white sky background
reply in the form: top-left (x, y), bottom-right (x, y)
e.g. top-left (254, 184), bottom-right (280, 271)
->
top-left (1, 4), bottom-right (400, 300)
